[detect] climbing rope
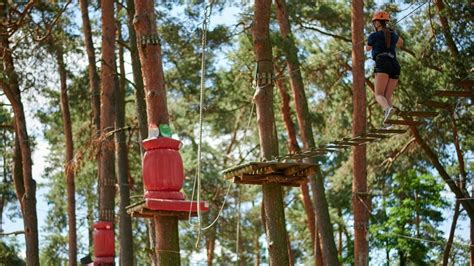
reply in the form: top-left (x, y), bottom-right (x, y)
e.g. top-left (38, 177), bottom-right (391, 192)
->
top-left (189, 0), bottom-right (213, 242)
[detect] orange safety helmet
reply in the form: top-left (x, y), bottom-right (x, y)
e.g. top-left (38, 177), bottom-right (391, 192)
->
top-left (372, 10), bottom-right (390, 22)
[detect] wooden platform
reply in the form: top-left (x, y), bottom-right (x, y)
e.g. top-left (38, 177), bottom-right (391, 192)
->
top-left (126, 199), bottom-right (208, 220)
top-left (222, 161), bottom-right (317, 186)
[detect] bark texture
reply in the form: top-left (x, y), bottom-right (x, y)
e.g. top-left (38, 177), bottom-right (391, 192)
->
top-left (133, 0), bottom-right (169, 126)
top-left (154, 216), bottom-right (181, 265)
top-left (434, 0), bottom-right (459, 57)
top-left (0, 3), bottom-right (39, 264)
top-left (126, 0), bottom-right (148, 141)
top-left (55, 40), bottom-right (77, 266)
top-left (442, 201), bottom-right (460, 265)
top-left (133, 1), bottom-right (178, 265)
top-left (98, 0), bottom-right (116, 224)
top-left (351, 1), bottom-right (368, 265)
top-left (117, 20), bottom-right (134, 265)
top-left (274, 0), bottom-right (339, 264)
top-left (79, 0), bottom-right (101, 134)
top-left (252, 1), bottom-right (291, 265)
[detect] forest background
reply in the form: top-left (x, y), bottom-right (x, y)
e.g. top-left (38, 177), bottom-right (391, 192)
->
top-left (0, 0), bottom-right (472, 265)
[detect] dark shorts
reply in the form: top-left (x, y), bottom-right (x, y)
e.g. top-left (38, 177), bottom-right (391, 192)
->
top-left (374, 57), bottom-right (401, 79)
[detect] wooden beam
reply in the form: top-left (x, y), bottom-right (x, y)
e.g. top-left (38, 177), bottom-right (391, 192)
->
top-left (419, 100), bottom-right (452, 110)
top-left (370, 128), bottom-right (407, 134)
top-left (385, 119), bottom-right (423, 126)
top-left (398, 111), bottom-right (439, 118)
top-left (434, 90), bottom-right (474, 98)
top-left (362, 133), bottom-right (389, 139)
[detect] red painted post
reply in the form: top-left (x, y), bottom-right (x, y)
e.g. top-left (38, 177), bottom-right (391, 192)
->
top-left (143, 137), bottom-right (185, 200)
top-left (93, 221), bottom-right (114, 264)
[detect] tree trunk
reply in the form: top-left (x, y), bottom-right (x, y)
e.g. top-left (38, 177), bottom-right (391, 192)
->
top-left (125, 0), bottom-right (155, 263)
top-left (409, 126), bottom-right (474, 219)
top-left (55, 39), bottom-right (77, 266)
top-left (126, 0), bottom-right (148, 141)
top-left (99, 0), bottom-right (116, 225)
top-left (351, 1), bottom-right (368, 265)
top-left (275, 67), bottom-right (323, 265)
top-left (442, 201), bottom-right (460, 265)
top-left (252, 1), bottom-right (290, 265)
top-left (133, 0), bottom-right (169, 126)
top-left (206, 228), bottom-right (216, 266)
top-left (117, 19), bottom-right (134, 265)
top-left (133, 1), bottom-right (179, 265)
top-left (274, 0), bottom-right (339, 264)
top-left (434, 0), bottom-right (459, 57)
top-left (79, 0), bottom-right (101, 135)
top-left (154, 216), bottom-right (180, 265)
top-left (0, 3), bottom-right (39, 264)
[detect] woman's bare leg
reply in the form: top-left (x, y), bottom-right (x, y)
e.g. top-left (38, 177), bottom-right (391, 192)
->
top-left (385, 78), bottom-right (399, 106)
top-left (374, 73), bottom-right (390, 110)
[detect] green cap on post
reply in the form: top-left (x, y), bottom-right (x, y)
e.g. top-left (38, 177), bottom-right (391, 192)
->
top-left (159, 124), bottom-right (172, 137)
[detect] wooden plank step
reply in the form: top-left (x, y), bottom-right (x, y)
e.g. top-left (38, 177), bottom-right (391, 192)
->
top-left (434, 90), bottom-right (474, 98)
top-left (370, 128), bottom-right (407, 134)
top-left (363, 133), bottom-right (389, 139)
top-left (397, 111), bottom-right (439, 118)
top-left (419, 100), bottom-right (452, 110)
top-left (333, 141), bottom-right (359, 146)
top-left (385, 119), bottom-right (423, 126)
top-left (326, 144), bottom-right (352, 148)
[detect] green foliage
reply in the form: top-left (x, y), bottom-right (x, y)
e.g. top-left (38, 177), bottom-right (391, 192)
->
top-left (370, 170), bottom-right (448, 264)
top-left (2, 0), bottom-right (471, 264)
top-left (0, 239), bottom-right (25, 266)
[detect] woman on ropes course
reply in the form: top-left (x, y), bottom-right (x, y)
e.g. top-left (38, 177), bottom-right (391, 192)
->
top-left (366, 10), bottom-right (404, 128)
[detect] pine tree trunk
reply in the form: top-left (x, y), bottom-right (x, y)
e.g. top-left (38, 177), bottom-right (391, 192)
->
top-left (275, 70), bottom-right (323, 264)
top-left (55, 40), bottom-right (77, 266)
top-left (125, 0), bottom-right (155, 263)
top-left (410, 126), bottom-right (474, 218)
top-left (434, 0), bottom-right (459, 57)
top-left (252, 1), bottom-right (290, 265)
top-left (0, 4), bottom-right (39, 264)
top-left (442, 201), bottom-right (460, 265)
top-left (154, 217), bottom-right (180, 265)
top-left (126, 0), bottom-right (148, 141)
top-left (274, 0), bottom-right (339, 264)
top-left (117, 20), bottom-right (134, 266)
top-left (99, 0), bottom-right (116, 226)
top-left (133, 1), bottom-right (179, 265)
top-left (206, 228), bottom-right (216, 266)
top-left (79, 0), bottom-right (101, 134)
top-left (351, 1), bottom-right (368, 265)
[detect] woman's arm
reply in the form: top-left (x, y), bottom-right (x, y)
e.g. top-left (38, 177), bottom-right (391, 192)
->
top-left (396, 36), bottom-right (404, 47)
top-left (365, 45), bottom-right (372, 51)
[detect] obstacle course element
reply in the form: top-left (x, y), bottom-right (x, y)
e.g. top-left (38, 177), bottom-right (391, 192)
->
top-left (221, 104), bottom-right (449, 184)
top-left (222, 162), bottom-right (317, 186)
top-left (127, 137), bottom-right (208, 217)
top-left (93, 221), bottom-right (114, 264)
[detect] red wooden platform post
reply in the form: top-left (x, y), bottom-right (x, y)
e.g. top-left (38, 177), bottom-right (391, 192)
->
top-left (93, 222), bottom-right (114, 264)
top-left (131, 1), bottom-right (208, 264)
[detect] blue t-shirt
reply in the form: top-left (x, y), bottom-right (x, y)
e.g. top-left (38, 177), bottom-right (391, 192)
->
top-left (367, 30), bottom-right (399, 60)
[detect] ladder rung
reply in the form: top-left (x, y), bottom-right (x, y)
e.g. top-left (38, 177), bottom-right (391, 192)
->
top-left (398, 111), bottom-right (439, 118)
top-left (370, 129), bottom-right (407, 134)
top-left (434, 90), bottom-right (474, 98)
top-left (385, 119), bottom-right (423, 126)
top-left (419, 100), bottom-right (452, 110)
